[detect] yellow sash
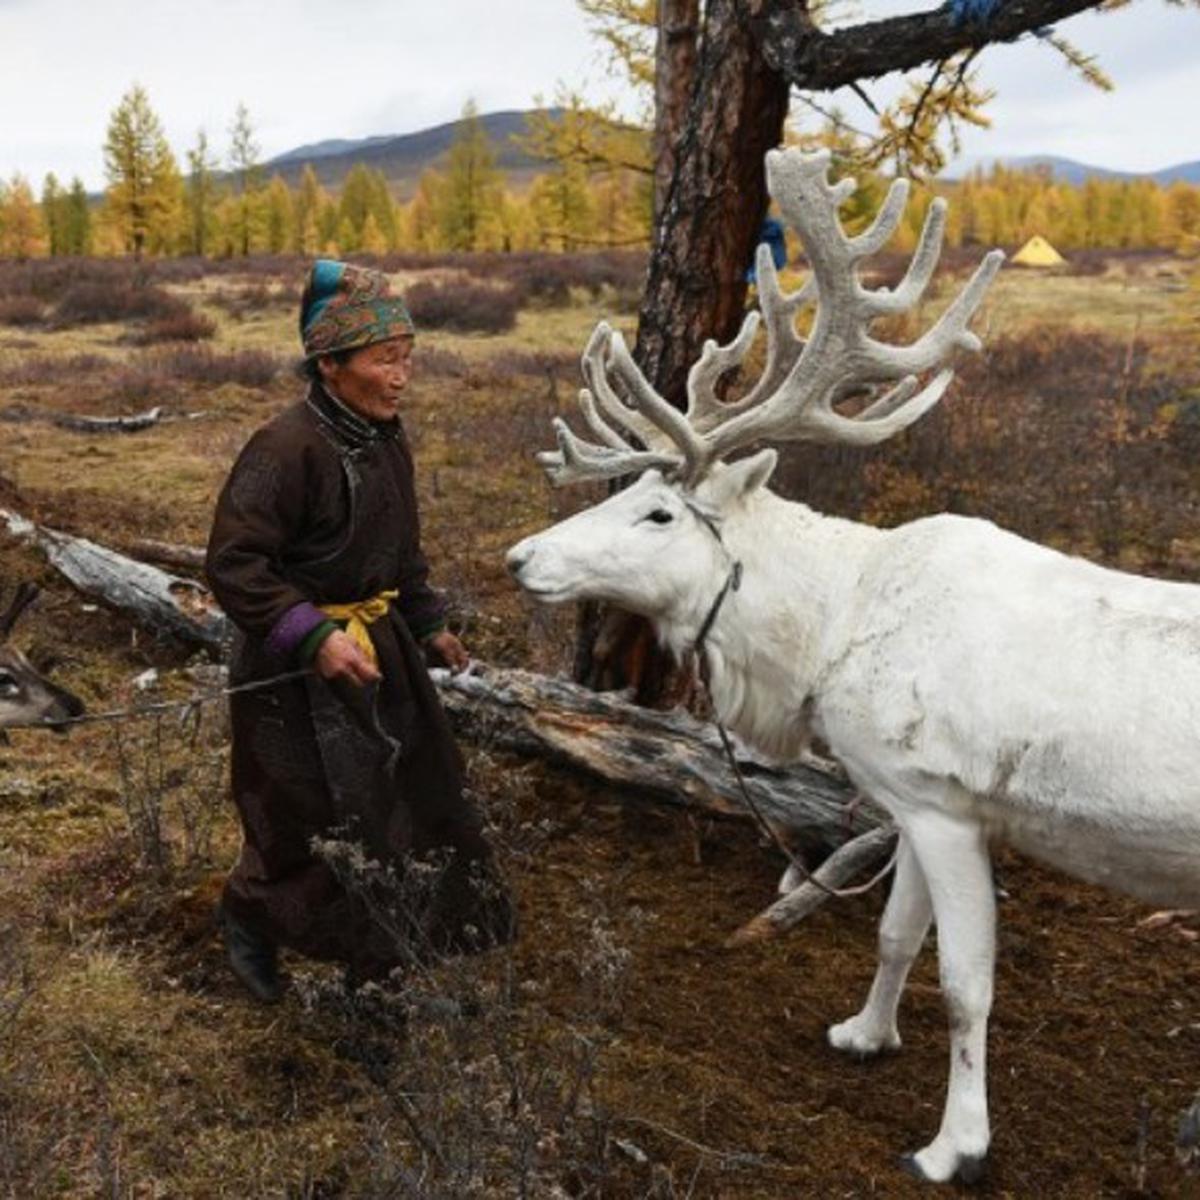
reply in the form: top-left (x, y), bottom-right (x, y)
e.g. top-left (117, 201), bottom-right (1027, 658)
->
top-left (318, 589), bottom-right (398, 670)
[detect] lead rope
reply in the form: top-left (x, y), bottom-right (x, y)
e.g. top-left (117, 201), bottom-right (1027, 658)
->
top-left (2, 667), bottom-right (314, 732)
top-left (688, 510), bottom-right (897, 900)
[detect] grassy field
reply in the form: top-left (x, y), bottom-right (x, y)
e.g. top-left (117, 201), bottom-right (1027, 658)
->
top-left (1, 249), bottom-right (1199, 1197)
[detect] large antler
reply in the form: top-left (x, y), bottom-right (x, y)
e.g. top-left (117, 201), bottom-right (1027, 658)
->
top-left (538, 147), bottom-right (1004, 488)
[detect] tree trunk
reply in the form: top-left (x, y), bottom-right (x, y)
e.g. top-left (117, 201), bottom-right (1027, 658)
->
top-left (581, 0), bottom-right (790, 700)
top-left (652, 0), bottom-right (701, 229)
top-left (637, 0), bottom-right (790, 407)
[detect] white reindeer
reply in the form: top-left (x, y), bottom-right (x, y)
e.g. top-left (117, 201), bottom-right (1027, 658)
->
top-left (0, 583), bottom-right (84, 732)
top-left (506, 147), bottom-right (1200, 1184)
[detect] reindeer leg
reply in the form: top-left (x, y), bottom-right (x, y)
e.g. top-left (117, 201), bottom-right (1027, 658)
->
top-left (900, 811), bottom-right (995, 1185)
top-left (828, 832), bottom-right (930, 1056)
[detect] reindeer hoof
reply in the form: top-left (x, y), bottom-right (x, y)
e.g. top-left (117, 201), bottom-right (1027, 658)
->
top-left (827, 1018), bottom-right (900, 1059)
top-left (899, 1149), bottom-right (988, 1185)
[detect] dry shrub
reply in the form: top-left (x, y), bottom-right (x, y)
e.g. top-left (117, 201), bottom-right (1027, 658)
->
top-left (0, 923), bottom-right (62, 1195)
top-left (0, 352), bottom-right (108, 387)
top-left (414, 345), bottom-right (470, 379)
top-left (483, 348), bottom-right (579, 380)
top-left (1061, 249), bottom-right (1111, 277)
top-left (53, 281), bottom-right (191, 327)
top-left (209, 282), bottom-right (293, 320)
top-left (0, 295), bottom-right (46, 326)
top-left (108, 362), bottom-right (178, 404)
top-left (0, 258), bottom-right (163, 308)
top-left (296, 830), bottom-right (640, 1197)
top-left (153, 346), bottom-right (281, 388)
top-left (200, 254), bottom-right (305, 281)
top-left (494, 251), bottom-right (647, 308)
top-left (109, 698), bottom-right (231, 878)
top-left (124, 310), bottom-right (217, 345)
top-left (406, 279), bottom-right (522, 334)
top-left (774, 327), bottom-right (1200, 575)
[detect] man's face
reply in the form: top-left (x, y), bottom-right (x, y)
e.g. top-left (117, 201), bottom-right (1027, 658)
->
top-left (320, 337), bottom-right (414, 421)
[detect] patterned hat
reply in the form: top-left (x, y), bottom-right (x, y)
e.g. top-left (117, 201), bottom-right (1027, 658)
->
top-left (299, 259), bottom-right (415, 359)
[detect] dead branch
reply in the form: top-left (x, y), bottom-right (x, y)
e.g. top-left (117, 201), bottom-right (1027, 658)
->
top-left (725, 824), bottom-right (899, 946)
top-left (122, 538), bottom-right (207, 573)
top-left (1, 508), bottom-right (228, 650)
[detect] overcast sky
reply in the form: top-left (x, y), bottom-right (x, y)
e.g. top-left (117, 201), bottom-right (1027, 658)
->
top-left (1, 0), bottom-right (1196, 190)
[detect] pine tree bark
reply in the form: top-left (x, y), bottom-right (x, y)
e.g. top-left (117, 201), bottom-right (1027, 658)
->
top-left (637, 0), bottom-right (790, 407)
top-left (652, 0), bottom-right (701, 230)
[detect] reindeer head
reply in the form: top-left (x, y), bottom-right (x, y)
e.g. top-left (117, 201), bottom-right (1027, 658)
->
top-left (0, 583), bottom-right (85, 732)
top-left (507, 148), bottom-right (1003, 623)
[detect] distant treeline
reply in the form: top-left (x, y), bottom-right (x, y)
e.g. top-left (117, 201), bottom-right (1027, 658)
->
top-left (1, 86), bottom-right (1197, 261)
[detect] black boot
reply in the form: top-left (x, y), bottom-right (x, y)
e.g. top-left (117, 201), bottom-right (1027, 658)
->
top-left (217, 905), bottom-right (282, 1004)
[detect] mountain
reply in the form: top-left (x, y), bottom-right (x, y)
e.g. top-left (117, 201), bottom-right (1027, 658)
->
top-left (943, 153), bottom-right (1200, 185)
top-left (265, 109), bottom-right (1199, 195)
top-left (1154, 161), bottom-right (1200, 185)
top-left (265, 109), bottom-right (563, 196)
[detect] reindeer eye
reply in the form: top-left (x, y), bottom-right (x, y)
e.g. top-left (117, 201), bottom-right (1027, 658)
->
top-left (0, 671), bottom-right (17, 697)
top-left (643, 509), bottom-right (674, 526)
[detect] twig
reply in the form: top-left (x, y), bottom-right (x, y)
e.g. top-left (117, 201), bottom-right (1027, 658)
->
top-left (621, 1115), bottom-right (776, 1170)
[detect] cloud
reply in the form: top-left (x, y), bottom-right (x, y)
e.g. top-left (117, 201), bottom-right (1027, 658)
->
top-left (0, 0), bottom-right (1195, 188)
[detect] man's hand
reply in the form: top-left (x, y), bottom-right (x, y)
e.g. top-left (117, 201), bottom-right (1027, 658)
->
top-left (314, 629), bottom-right (381, 686)
top-left (425, 630), bottom-right (470, 673)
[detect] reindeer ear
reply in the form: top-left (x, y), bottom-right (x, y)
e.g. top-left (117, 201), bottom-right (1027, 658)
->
top-left (705, 448), bottom-right (778, 507)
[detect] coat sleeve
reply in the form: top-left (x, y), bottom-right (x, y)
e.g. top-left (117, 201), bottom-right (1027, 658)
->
top-left (205, 426), bottom-right (328, 657)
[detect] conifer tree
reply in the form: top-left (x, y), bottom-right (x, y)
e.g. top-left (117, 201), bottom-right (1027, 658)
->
top-left (0, 175), bottom-right (47, 258)
top-left (293, 164), bottom-right (325, 254)
top-left (1167, 182), bottom-right (1200, 250)
top-left (366, 167), bottom-right (399, 249)
top-left (40, 173), bottom-right (66, 256)
top-left (264, 174), bottom-right (294, 253)
top-left (406, 169), bottom-right (445, 251)
top-left (438, 100), bottom-right (503, 251)
top-left (228, 102), bottom-right (264, 255)
top-left (102, 84), bottom-right (181, 257)
top-left (360, 211), bottom-right (388, 254)
top-left (338, 163), bottom-right (375, 245)
top-left (529, 162), bottom-right (594, 249)
top-left (185, 129), bottom-right (219, 256)
top-left (64, 177), bottom-right (92, 255)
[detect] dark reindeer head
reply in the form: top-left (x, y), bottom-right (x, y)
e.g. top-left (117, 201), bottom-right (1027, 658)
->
top-left (0, 583), bottom-right (85, 733)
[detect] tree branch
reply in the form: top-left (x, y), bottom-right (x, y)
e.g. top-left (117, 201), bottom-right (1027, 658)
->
top-left (752, 0), bottom-right (1106, 92)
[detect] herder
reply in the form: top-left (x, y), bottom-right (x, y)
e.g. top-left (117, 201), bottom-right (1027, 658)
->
top-left (206, 260), bottom-right (514, 1002)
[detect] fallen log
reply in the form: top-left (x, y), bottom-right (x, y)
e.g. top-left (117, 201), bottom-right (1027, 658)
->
top-left (725, 824), bottom-right (899, 946)
top-left (53, 406), bottom-right (166, 433)
top-left (0, 404), bottom-right (208, 433)
top-left (1, 508), bottom-right (228, 650)
top-left (433, 664), bottom-right (878, 847)
top-left (122, 537), bottom-right (207, 573)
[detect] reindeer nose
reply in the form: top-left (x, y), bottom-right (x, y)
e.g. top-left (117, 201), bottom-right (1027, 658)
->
top-left (506, 541), bottom-right (534, 578)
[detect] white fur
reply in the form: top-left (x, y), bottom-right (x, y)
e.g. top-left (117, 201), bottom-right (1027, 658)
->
top-left (507, 452), bottom-right (1200, 1182)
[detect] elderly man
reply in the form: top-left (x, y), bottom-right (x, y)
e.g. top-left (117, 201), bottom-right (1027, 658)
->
top-left (206, 260), bottom-right (513, 1001)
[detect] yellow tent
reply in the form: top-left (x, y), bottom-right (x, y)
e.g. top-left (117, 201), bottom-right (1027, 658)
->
top-left (1012, 235), bottom-right (1066, 267)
